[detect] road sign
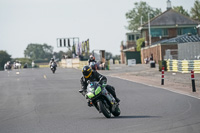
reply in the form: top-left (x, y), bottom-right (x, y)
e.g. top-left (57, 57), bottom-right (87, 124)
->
top-left (128, 59), bottom-right (136, 66)
top-left (57, 37), bottom-right (79, 48)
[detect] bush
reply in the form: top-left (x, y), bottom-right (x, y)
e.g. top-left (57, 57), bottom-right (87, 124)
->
top-left (0, 51), bottom-right (11, 70)
top-left (158, 60), bottom-right (167, 71)
top-left (136, 38), bottom-right (145, 51)
top-left (34, 59), bottom-right (49, 63)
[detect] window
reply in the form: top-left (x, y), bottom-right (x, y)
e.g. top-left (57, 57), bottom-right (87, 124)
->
top-left (162, 29), bottom-right (168, 36)
top-left (136, 35), bottom-right (140, 40)
top-left (151, 29), bottom-right (162, 37)
top-left (178, 28), bottom-right (182, 35)
top-left (128, 35), bottom-right (134, 41)
top-left (151, 28), bottom-right (168, 37)
top-left (178, 27), bottom-right (197, 35)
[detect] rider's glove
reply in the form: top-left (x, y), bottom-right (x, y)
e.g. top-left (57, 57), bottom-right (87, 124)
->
top-left (102, 83), bottom-right (107, 88)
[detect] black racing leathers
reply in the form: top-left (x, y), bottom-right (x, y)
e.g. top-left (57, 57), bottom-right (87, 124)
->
top-left (80, 70), bottom-right (117, 100)
top-left (81, 70), bottom-right (106, 90)
top-left (88, 59), bottom-right (96, 65)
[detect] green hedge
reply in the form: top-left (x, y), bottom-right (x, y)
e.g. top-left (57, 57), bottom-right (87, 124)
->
top-left (34, 59), bottom-right (49, 63)
top-left (158, 60), bottom-right (167, 71)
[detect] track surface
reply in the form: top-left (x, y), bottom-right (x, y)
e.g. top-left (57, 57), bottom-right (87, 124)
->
top-left (0, 68), bottom-right (200, 133)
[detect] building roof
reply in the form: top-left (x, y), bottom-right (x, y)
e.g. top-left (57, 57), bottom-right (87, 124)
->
top-left (151, 34), bottom-right (200, 45)
top-left (126, 32), bottom-right (140, 35)
top-left (140, 9), bottom-right (199, 29)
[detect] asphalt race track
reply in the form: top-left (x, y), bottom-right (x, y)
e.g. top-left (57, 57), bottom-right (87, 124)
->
top-left (0, 68), bottom-right (200, 133)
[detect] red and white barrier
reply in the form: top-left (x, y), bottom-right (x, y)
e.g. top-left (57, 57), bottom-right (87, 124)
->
top-left (191, 70), bottom-right (196, 92)
top-left (161, 66), bottom-right (164, 85)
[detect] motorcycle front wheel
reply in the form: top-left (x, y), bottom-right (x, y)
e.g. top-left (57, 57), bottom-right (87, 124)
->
top-left (98, 100), bottom-right (111, 118)
top-left (112, 105), bottom-right (121, 117)
top-left (51, 68), bottom-right (55, 73)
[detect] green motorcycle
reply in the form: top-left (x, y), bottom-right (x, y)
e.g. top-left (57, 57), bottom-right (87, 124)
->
top-left (85, 81), bottom-right (121, 118)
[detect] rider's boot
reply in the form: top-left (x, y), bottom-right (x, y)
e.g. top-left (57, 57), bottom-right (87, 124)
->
top-left (112, 92), bottom-right (120, 103)
top-left (115, 97), bottom-right (120, 103)
top-left (87, 100), bottom-right (93, 107)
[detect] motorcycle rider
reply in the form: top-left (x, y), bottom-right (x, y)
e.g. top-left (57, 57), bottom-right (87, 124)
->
top-left (88, 55), bottom-right (96, 65)
top-left (88, 55), bottom-right (97, 70)
top-left (79, 65), bottom-right (120, 106)
top-left (49, 58), bottom-right (57, 68)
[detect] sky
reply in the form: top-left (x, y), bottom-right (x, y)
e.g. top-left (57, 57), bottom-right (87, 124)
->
top-left (0, 0), bottom-right (196, 58)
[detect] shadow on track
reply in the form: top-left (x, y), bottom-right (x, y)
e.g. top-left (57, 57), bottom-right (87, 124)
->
top-left (90, 115), bottom-right (161, 119)
top-left (111, 115), bottom-right (161, 119)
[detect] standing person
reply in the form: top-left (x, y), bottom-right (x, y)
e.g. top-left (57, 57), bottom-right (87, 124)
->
top-left (4, 63), bottom-right (7, 71)
top-left (144, 56), bottom-right (149, 64)
top-left (32, 61), bottom-right (35, 68)
top-left (150, 54), bottom-right (153, 61)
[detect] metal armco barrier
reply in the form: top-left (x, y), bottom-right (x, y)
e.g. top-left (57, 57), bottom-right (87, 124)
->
top-left (191, 70), bottom-right (196, 92)
top-left (167, 60), bottom-right (200, 73)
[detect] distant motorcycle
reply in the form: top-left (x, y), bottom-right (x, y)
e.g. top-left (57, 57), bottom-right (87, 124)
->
top-left (6, 64), bottom-right (12, 70)
top-left (5, 63), bottom-right (12, 70)
top-left (81, 81), bottom-right (121, 118)
top-left (50, 62), bottom-right (57, 73)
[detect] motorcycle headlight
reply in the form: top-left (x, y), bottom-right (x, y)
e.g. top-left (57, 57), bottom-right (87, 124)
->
top-left (86, 92), bottom-right (95, 99)
top-left (95, 86), bottom-right (101, 95)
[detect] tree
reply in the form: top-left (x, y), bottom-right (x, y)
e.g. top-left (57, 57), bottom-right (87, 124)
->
top-left (53, 51), bottom-right (66, 60)
top-left (173, 6), bottom-right (190, 17)
top-left (191, 0), bottom-right (200, 21)
top-left (136, 38), bottom-right (145, 51)
top-left (24, 43), bottom-right (53, 60)
top-left (43, 44), bottom-right (54, 59)
top-left (125, 1), bottom-right (162, 31)
top-left (113, 55), bottom-right (120, 60)
top-left (66, 49), bottom-right (73, 58)
top-left (0, 50), bottom-right (11, 70)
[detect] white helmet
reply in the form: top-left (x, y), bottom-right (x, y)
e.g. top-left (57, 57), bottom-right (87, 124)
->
top-left (90, 55), bottom-right (93, 60)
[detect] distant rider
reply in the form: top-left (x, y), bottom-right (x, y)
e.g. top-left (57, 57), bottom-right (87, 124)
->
top-left (49, 58), bottom-right (57, 68)
top-left (88, 55), bottom-right (97, 70)
top-left (79, 65), bottom-right (120, 106)
top-left (88, 55), bottom-right (96, 65)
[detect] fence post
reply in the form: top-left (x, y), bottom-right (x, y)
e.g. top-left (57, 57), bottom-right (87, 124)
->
top-left (161, 66), bottom-right (164, 85)
top-left (191, 70), bottom-right (196, 92)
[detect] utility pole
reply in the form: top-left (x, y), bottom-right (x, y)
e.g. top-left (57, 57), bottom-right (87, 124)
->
top-left (148, 13), bottom-right (151, 46)
top-left (140, 16), bottom-right (143, 26)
